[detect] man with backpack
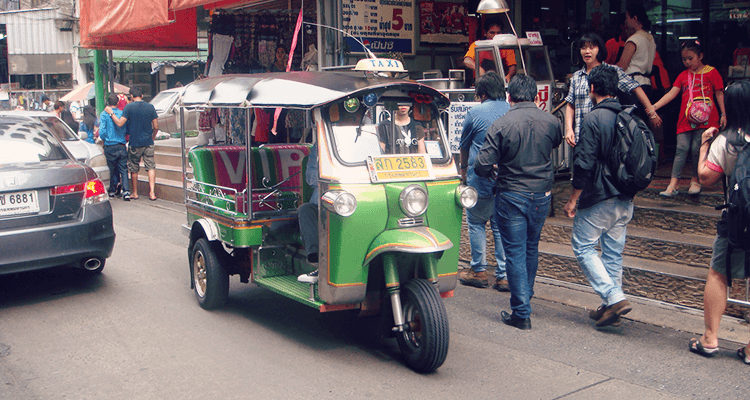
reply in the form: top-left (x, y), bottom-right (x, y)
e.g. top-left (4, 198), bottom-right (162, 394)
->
top-left (564, 65), bottom-right (655, 327)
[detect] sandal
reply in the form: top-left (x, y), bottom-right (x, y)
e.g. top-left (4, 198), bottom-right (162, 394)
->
top-left (659, 187), bottom-right (679, 197)
top-left (689, 338), bottom-right (719, 357)
top-left (688, 182), bottom-right (701, 195)
top-left (738, 347), bottom-right (750, 365)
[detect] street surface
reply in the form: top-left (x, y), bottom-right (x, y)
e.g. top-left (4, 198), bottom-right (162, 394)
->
top-left (0, 199), bottom-right (747, 399)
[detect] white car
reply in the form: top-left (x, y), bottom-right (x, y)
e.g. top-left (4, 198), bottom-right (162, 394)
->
top-left (0, 111), bottom-right (110, 185)
top-left (151, 87), bottom-right (198, 135)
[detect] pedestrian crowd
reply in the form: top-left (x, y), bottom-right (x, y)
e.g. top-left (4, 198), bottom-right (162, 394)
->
top-left (458, 3), bottom-right (750, 366)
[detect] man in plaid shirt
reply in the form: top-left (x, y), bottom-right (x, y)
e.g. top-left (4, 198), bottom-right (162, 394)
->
top-left (564, 33), bottom-right (661, 147)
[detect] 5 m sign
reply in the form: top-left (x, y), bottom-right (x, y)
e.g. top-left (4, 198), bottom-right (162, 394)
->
top-left (343, 0), bottom-right (415, 55)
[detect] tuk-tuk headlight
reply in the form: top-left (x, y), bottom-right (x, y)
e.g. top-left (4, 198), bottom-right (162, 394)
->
top-left (400, 184), bottom-right (428, 217)
top-left (321, 190), bottom-right (357, 217)
top-left (456, 185), bottom-right (478, 209)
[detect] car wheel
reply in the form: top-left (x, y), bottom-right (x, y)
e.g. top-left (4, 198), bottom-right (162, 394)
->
top-left (191, 238), bottom-right (229, 310)
top-left (396, 279), bottom-right (449, 373)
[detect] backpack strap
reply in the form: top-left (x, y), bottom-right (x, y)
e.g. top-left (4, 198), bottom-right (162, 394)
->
top-left (726, 243), bottom-right (734, 287)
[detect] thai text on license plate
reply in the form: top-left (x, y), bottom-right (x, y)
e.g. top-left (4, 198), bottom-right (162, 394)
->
top-left (0, 190), bottom-right (40, 216)
top-left (366, 155), bottom-right (434, 183)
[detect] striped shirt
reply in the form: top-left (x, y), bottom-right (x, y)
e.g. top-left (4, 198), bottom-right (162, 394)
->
top-left (564, 63), bottom-right (640, 143)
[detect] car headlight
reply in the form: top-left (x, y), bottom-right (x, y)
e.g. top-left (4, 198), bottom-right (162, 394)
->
top-left (88, 154), bottom-right (107, 168)
top-left (456, 185), bottom-right (478, 209)
top-left (321, 190), bottom-right (357, 217)
top-left (400, 184), bottom-right (428, 217)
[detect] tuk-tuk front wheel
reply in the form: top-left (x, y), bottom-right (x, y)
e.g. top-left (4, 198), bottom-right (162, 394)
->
top-left (396, 279), bottom-right (449, 373)
top-left (191, 238), bottom-right (229, 310)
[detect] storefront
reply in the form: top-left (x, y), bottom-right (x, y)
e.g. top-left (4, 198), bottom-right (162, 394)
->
top-left (0, 7), bottom-right (85, 109)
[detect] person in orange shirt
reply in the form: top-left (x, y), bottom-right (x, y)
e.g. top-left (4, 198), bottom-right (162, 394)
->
top-left (463, 17), bottom-right (517, 83)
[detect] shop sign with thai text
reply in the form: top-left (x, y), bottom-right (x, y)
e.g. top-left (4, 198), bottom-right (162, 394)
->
top-left (343, 0), bottom-right (415, 55)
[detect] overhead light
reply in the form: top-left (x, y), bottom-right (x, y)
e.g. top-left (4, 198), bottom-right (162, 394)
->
top-left (477, 0), bottom-right (509, 14)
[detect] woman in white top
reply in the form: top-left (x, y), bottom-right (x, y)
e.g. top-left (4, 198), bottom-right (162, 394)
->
top-left (617, 4), bottom-right (656, 101)
top-left (693, 80), bottom-right (750, 363)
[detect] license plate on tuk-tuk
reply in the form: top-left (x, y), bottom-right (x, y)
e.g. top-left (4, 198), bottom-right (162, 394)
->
top-left (366, 155), bottom-right (434, 183)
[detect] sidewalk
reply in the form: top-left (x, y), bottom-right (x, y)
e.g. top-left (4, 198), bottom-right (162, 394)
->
top-left (458, 265), bottom-right (750, 346)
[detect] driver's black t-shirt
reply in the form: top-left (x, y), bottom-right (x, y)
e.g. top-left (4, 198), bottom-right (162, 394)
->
top-left (377, 119), bottom-right (424, 154)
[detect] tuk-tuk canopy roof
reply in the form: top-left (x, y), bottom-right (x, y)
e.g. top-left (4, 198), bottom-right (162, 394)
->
top-left (178, 72), bottom-right (450, 110)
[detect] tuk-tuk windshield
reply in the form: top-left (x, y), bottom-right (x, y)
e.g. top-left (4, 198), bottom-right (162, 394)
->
top-left (325, 98), bottom-right (450, 166)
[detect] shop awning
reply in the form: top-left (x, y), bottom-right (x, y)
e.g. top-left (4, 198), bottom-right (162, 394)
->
top-left (79, 47), bottom-right (207, 64)
top-left (80, 0), bottom-right (196, 51)
top-left (170, 0), bottom-right (256, 10)
top-left (86, 0), bottom-right (169, 37)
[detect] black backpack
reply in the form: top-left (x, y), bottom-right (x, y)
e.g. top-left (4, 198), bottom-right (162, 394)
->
top-left (605, 106), bottom-right (658, 195)
top-left (718, 142), bottom-right (750, 285)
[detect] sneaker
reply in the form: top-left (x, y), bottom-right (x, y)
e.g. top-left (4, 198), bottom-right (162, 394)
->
top-left (459, 270), bottom-right (489, 288)
top-left (107, 189), bottom-right (116, 197)
top-left (596, 299), bottom-right (632, 327)
top-left (298, 269), bottom-right (318, 284)
top-left (492, 278), bottom-right (510, 292)
top-left (122, 192), bottom-right (131, 201)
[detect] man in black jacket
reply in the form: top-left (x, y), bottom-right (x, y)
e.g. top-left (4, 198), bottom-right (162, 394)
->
top-left (475, 75), bottom-right (562, 330)
top-left (564, 65), bottom-right (634, 328)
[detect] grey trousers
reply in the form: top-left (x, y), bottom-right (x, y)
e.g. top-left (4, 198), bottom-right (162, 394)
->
top-left (671, 129), bottom-right (703, 179)
top-left (297, 202), bottom-right (319, 258)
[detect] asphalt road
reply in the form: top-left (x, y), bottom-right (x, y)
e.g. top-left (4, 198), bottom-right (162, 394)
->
top-left (0, 199), bottom-right (747, 399)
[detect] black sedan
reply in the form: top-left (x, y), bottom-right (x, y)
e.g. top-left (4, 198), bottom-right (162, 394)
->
top-left (0, 114), bottom-right (115, 275)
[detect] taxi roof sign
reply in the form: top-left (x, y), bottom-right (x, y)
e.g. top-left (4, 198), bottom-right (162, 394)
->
top-left (353, 58), bottom-right (407, 72)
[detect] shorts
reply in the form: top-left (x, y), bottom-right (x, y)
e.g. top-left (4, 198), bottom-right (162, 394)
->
top-left (710, 235), bottom-right (750, 280)
top-left (128, 145), bottom-right (155, 173)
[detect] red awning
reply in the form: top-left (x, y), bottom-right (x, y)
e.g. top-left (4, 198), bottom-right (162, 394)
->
top-left (80, 0), bottom-right (197, 51)
top-left (171, 0), bottom-right (259, 11)
top-left (87, 0), bottom-right (169, 37)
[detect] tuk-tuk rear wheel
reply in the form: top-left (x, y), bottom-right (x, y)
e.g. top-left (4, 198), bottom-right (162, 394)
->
top-left (396, 279), bottom-right (449, 373)
top-left (191, 238), bottom-right (229, 310)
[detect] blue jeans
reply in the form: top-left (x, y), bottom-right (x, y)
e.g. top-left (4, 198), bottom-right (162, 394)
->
top-left (496, 191), bottom-right (551, 319)
top-left (467, 196), bottom-right (506, 279)
top-left (571, 197), bottom-right (633, 306)
top-left (104, 144), bottom-right (130, 194)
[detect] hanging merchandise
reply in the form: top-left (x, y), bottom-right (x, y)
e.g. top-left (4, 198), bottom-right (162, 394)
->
top-left (208, 10), bottom-right (318, 75)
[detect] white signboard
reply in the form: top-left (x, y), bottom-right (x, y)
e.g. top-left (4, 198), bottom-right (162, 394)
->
top-left (536, 84), bottom-right (551, 112)
top-left (526, 31), bottom-right (543, 45)
top-left (448, 102), bottom-right (479, 154)
top-left (342, 0), bottom-right (415, 55)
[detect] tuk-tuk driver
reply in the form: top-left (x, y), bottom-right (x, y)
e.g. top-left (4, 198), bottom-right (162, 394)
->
top-left (463, 16), bottom-right (517, 83)
top-left (377, 104), bottom-right (427, 154)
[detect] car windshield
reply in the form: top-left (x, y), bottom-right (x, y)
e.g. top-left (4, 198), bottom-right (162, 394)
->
top-left (0, 117), bottom-right (70, 163)
top-left (150, 91), bottom-right (180, 113)
top-left (325, 98), bottom-right (449, 165)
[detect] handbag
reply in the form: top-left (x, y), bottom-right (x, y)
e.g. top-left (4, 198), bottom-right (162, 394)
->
top-left (686, 71), bottom-right (713, 125)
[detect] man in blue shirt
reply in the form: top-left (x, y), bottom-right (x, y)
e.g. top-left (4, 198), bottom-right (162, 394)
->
top-left (99, 94), bottom-right (130, 200)
top-left (458, 72), bottom-right (510, 291)
top-left (107, 86), bottom-right (159, 200)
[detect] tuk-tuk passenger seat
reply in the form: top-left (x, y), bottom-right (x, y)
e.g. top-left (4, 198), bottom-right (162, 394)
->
top-left (188, 144), bottom-right (312, 214)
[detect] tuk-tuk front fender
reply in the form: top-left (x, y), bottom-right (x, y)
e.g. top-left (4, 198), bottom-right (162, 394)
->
top-left (363, 226), bottom-right (453, 266)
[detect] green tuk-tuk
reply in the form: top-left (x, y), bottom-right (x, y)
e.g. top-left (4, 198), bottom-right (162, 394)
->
top-left (179, 64), bottom-right (478, 372)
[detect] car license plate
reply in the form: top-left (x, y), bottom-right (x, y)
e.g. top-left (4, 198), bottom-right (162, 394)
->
top-left (0, 190), bottom-right (40, 216)
top-left (366, 155), bottom-right (434, 183)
